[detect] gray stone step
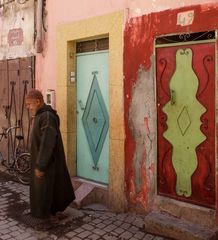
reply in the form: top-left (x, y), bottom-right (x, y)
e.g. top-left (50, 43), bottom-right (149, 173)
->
top-left (144, 211), bottom-right (218, 240)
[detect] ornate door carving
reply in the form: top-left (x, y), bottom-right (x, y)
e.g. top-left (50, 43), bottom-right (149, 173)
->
top-left (156, 43), bottom-right (215, 208)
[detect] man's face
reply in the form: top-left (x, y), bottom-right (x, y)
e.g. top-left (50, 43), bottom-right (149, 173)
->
top-left (25, 98), bottom-right (41, 115)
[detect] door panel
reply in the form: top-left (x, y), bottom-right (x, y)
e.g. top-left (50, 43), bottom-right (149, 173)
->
top-left (76, 51), bottom-right (109, 184)
top-left (0, 61), bottom-right (9, 127)
top-left (0, 57), bottom-right (34, 163)
top-left (18, 57), bottom-right (34, 150)
top-left (8, 59), bottom-right (20, 128)
top-left (156, 43), bottom-right (215, 208)
top-left (0, 61), bottom-right (9, 159)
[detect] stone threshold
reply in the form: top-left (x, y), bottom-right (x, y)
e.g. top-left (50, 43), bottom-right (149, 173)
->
top-left (70, 177), bottom-right (108, 209)
top-left (144, 211), bottom-right (218, 240)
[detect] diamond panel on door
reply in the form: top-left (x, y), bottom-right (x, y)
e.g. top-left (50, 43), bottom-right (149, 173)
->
top-left (76, 50), bottom-right (109, 184)
top-left (82, 72), bottom-right (109, 167)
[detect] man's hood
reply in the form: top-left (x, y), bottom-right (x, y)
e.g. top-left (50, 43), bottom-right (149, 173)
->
top-left (35, 104), bottom-right (60, 126)
top-left (36, 104), bottom-right (57, 116)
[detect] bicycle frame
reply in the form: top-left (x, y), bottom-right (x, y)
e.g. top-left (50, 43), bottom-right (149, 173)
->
top-left (0, 125), bottom-right (20, 168)
top-left (0, 125), bottom-right (31, 185)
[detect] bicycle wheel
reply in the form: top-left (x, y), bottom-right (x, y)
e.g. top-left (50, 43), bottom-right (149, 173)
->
top-left (15, 152), bottom-right (31, 185)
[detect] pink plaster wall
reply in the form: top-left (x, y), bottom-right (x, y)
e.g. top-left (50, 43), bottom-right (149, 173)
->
top-left (36, 0), bottom-right (218, 97)
top-left (35, 0), bottom-right (126, 93)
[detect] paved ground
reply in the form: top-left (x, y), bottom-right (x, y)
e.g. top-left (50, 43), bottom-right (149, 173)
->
top-left (0, 170), bottom-right (172, 240)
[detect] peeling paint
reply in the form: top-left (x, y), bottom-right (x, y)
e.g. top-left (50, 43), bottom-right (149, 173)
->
top-left (127, 65), bottom-right (156, 209)
top-left (0, 0), bottom-right (35, 59)
top-left (124, 3), bottom-right (218, 212)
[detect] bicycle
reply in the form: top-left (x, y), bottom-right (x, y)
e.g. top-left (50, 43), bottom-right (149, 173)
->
top-left (0, 125), bottom-right (31, 185)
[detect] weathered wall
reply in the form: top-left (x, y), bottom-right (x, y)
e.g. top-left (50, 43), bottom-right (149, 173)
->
top-left (36, 0), bottom-right (218, 95)
top-left (124, 3), bottom-right (218, 214)
top-left (35, 0), bottom-right (218, 215)
top-left (127, 64), bottom-right (156, 210)
top-left (0, 0), bottom-right (35, 60)
top-left (125, 0), bottom-right (217, 17)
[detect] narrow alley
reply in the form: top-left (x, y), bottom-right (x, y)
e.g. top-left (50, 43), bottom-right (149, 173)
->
top-left (0, 1), bottom-right (218, 240)
top-left (0, 171), bottom-right (170, 240)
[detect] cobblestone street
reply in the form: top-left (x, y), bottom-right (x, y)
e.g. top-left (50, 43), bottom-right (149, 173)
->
top-left (0, 171), bottom-right (172, 240)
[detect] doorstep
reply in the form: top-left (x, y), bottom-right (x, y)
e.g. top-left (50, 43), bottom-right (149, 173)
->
top-left (70, 177), bottom-right (109, 209)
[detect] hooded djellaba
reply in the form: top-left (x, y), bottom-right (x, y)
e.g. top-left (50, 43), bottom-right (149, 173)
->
top-left (26, 90), bottom-right (75, 219)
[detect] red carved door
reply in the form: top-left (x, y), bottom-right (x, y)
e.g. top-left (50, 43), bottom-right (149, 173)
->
top-left (156, 43), bottom-right (215, 208)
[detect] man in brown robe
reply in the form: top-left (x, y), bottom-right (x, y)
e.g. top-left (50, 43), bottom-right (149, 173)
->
top-left (25, 89), bottom-right (75, 220)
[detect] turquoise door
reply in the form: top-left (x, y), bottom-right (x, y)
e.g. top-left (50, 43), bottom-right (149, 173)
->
top-left (76, 51), bottom-right (109, 184)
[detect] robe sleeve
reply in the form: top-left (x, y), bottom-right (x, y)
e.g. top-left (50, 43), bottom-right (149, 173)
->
top-left (36, 111), bottom-right (58, 172)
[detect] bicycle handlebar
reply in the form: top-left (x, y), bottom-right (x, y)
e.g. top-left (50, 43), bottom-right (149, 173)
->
top-left (0, 125), bottom-right (20, 139)
top-left (5, 125), bottom-right (20, 135)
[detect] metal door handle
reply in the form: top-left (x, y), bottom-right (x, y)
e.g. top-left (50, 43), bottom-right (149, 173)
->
top-left (170, 89), bottom-right (176, 105)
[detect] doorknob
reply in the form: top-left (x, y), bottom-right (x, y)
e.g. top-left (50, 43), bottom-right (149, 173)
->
top-left (93, 117), bottom-right (98, 124)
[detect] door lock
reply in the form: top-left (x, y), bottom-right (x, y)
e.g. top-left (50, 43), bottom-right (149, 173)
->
top-left (78, 100), bottom-right (85, 110)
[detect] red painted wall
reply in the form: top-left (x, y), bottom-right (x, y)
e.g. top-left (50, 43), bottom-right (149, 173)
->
top-left (124, 3), bottom-right (218, 211)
